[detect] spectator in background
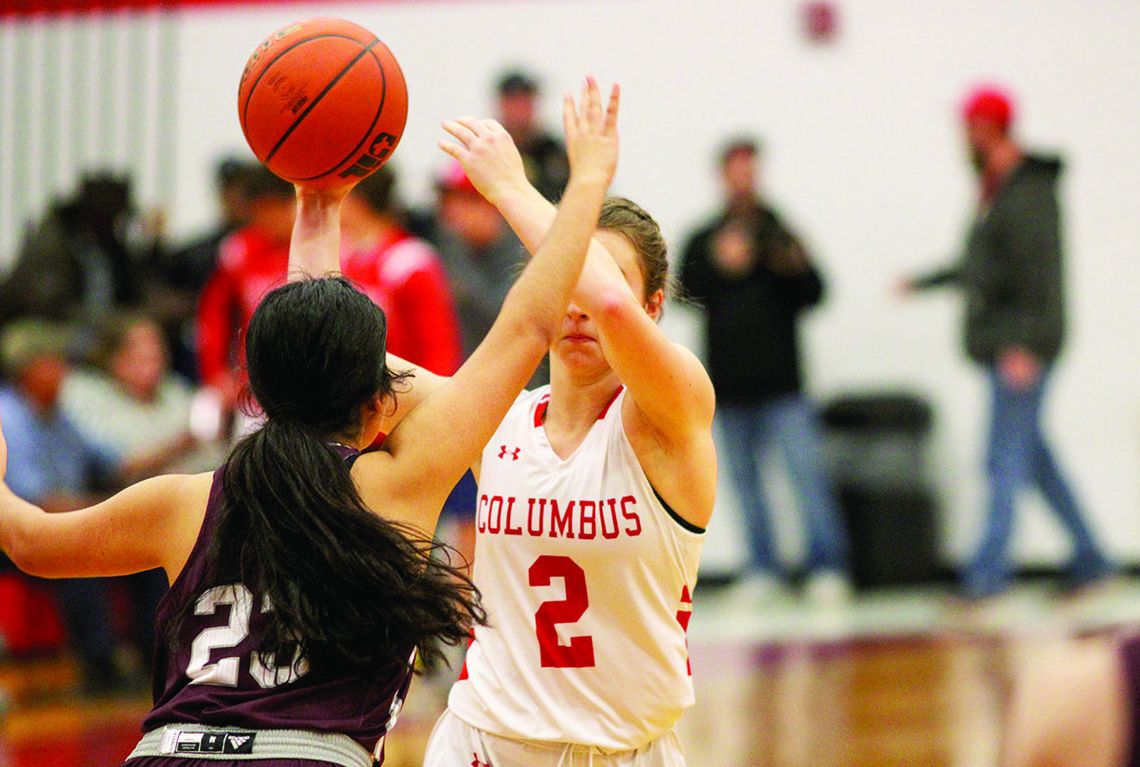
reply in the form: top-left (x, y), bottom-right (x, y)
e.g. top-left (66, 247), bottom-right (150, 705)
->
top-left (0, 321), bottom-right (132, 695)
top-left (433, 161), bottom-right (544, 386)
top-left (899, 86), bottom-right (1113, 599)
top-left (0, 173), bottom-right (153, 327)
top-left (196, 165), bottom-right (293, 421)
top-left (61, 312), bottom-right (218, 481)
top-left (495, 69), bottom-right (569, 202)
top-left (155, 157), bottom-right (254, 382)
top-left (680, 137), bottom-right (850, 604)
top-left (341, 166), bottom-right (463, 376)
top-left (428, 161), bottom-right (539, 568)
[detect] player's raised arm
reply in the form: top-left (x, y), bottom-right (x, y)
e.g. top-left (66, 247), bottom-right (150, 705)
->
top-left (443, 95), bottom-right (714, 452)
top-left (357, 78), bottom-right (620, 529)
top-left (287, 184), bottom-right (353, 281)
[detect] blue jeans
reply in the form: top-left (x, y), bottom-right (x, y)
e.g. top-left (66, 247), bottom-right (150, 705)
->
top-left (962, 366), bottom-right (1112, 597)
top-left (719, 395), bottom-right (848, 576)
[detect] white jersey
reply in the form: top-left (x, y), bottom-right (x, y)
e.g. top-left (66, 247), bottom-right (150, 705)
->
top-left (448, 386), bottom-right (705, 751)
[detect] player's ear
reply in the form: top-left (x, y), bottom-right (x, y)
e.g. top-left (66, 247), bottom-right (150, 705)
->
top-left (645, 289), bottom-right (665, 322)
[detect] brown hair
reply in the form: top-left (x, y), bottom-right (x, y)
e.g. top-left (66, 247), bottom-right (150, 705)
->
top-left (597, 197), bottom-right (670, 301)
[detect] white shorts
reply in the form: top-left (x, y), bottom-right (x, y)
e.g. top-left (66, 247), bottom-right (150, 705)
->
top-left (422, 708), bottom-right (686, 767)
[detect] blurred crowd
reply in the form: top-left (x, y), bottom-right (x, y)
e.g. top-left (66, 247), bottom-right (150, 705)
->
top-left (0, 68), bottom-right (1113, 699)
top-left (0, 69), bottom-right (562, 697)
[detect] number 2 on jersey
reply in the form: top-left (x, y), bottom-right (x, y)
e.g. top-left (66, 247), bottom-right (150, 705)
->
top-left (528, 555), bottom-right (595, 668)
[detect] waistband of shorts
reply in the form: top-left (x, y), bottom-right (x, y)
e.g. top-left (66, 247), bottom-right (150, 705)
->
top-left (449, 708), bottom-right (669, 757)
top-left (126, 724), bottom-right (373, 766)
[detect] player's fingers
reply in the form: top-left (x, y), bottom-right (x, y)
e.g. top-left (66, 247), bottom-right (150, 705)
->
top-left (455, 116), bottom-right (484, 135)
top-left (437, 139), bottom-right (465, 160)
top-left (442, 120), bottom-right (478, 146)
top-left (577, 78), bottom-right (591, 129)
top-left (585, 76), bottom-right (602, 131)
top-left (604, 83), bottom-right (621, 135)
top-left (562, 91), bottom-right (578, 143)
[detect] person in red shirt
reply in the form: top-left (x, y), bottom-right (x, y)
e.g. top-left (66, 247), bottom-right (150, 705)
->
top-left (340, 167), bottom-right (462, 376)
top-left (196, 166), bottom-right (294, 411)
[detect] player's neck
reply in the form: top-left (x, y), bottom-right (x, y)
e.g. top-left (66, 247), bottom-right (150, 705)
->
top-left (546, 364), bottom-right (622, 428)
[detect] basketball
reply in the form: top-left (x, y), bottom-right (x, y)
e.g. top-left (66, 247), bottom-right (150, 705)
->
top-left (237, 18), bottom-right (408, 188)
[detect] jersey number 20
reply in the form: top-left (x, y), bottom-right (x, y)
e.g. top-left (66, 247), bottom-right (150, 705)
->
top-left (528, 555), bottom-right (595, 668)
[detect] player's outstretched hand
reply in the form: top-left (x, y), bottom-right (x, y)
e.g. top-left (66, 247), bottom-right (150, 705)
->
top-left (563, 77), bottom-right (620, 190)
top-left (439, 117), bottom-right (528, 206)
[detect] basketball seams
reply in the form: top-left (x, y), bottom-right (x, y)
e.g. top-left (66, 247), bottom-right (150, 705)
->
top-left (241, 33), bottom-right (373, 128)
top-left (240, 32), bottom-right (377, 151)
top-left (264, 39), bottom-right (381, 166)
top-left (292, 46), bottom-right (390, 182)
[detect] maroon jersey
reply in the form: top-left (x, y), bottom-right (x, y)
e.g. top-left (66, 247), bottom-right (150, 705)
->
top-left (138, 447), bottom-right (413, 755)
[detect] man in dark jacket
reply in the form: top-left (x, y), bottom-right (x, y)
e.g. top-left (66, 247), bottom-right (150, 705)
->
top-left (495, 69), bottom-right (569, 203)
top-left (681, 138), bottom-right (849, 604)
top-left (902, 86), bottom-right (1112, 598)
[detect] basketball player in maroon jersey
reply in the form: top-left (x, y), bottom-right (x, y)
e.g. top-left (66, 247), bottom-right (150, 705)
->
top-left (0, 78), bottom-right (620, 767)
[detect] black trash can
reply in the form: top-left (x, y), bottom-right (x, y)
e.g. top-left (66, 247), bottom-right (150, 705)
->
top-left (821, 392), bottom-right (941, 589)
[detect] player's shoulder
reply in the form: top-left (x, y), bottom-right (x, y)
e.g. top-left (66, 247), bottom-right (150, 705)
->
top-left (488, 386), bottom-right (547, 435)
top-left (509, 386), bottom-right (547, 415)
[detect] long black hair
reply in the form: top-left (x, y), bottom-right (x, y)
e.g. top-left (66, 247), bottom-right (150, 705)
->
top-left (173, 277), bottom-right (483, 675)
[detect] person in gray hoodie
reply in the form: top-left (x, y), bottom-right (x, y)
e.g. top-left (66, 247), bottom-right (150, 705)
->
top-left (900, 85), bottom-right (1113, 599)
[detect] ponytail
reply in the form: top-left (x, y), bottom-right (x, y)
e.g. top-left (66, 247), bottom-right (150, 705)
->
top-left (169, 277), bottom-right (484, 676)
top-left (173, 419), bottom-right (482, 675)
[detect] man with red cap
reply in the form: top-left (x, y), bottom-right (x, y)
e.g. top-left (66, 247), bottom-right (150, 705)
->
top-left (900, 84), bottom-right (1113, 599)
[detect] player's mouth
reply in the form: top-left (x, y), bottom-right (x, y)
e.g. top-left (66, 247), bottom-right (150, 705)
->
top-left (564, 332), bottom-right (596, 343)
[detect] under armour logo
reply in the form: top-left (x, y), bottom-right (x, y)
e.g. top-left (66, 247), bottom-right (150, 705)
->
top-left (498, 445), bottom-right (521, 461)
top-left (471, 754), bottom-right (492, 767)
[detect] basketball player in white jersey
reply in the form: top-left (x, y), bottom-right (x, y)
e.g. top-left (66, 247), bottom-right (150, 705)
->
top-left (421, 105), bottom-right (717, 766)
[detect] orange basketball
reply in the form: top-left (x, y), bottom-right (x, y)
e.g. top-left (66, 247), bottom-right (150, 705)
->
top-left (237, 18), bottom-right (408, 188)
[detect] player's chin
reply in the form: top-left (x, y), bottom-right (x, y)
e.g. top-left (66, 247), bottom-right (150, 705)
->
top-left (555, 343), bottom-right (609, 371)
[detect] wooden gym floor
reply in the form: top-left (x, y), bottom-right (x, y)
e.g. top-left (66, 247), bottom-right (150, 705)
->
top-left (2, 578), bottom-right (1138, 767)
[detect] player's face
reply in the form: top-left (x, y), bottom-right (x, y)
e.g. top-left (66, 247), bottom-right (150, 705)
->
top-left (553, 230), bottom-right (656, 371)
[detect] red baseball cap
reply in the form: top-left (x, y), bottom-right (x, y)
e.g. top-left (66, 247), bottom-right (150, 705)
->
top-left (961, 85), bottom-right (1015, 130)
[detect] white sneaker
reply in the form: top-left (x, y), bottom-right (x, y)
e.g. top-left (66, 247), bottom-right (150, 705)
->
top-left (727, 571), bottom-right (788, 606)
top-left (804, 571), bottom-right (854, 607)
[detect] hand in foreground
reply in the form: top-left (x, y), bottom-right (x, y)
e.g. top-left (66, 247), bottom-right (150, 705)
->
top-left (439, 117), bottom-right (529, 205)
top-left (563, 76), bottom-right (620, 189)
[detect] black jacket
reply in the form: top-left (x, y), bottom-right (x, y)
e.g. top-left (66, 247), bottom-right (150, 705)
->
top-left (680, 204), bottom-right (824, 405)
top-left (914, 154), bottom-right (1066, 363)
